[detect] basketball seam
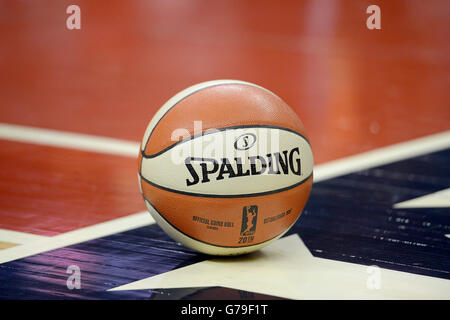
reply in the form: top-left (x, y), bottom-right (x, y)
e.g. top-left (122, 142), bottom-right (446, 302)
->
top-left (141, 124), bottom-right (311, 159)
top-left (139, 171), bottom-right (313, 198)
top-left (141, 81), bottom-right (280, 157)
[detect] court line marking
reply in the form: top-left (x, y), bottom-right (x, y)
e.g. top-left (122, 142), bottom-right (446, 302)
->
top-left (313, 130), bottom-right (450, 182)
top-left (0, 212), bottom-right (155, 264)
top-left (0, 123), bottom-right (140, 157)
top-left (393, 187), bottom-right (450, 209)
top-left (0, 127), bottom-right (448, 264)
top-left (0, 229), bottom-right (48, 245)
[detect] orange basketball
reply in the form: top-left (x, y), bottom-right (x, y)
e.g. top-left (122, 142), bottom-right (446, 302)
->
top-left (138, 80), bottom-right (314, 255)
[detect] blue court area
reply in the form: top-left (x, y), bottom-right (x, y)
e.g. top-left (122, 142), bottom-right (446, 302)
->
top-left (0, 149), bottom-right (448, 299)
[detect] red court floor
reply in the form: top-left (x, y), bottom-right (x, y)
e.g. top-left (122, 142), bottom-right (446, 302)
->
top-left (0, 1), bottom-right (449, 239)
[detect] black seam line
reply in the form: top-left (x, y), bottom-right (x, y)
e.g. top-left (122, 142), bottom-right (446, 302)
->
top-left (139, 171), bottom-right (313, 198)
top-left (142, 124), bottom-right (311, 159)
top-left (143, 196), bottom-right (293, 249)
top-left (143, 81), bottom-right (269, 153)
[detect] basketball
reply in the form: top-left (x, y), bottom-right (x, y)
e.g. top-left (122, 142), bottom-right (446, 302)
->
top-left (138, 80), bottom-right (314, 255)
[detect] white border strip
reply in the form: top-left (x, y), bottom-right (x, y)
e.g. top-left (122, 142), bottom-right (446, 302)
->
top-left (0, 212), bottom-right (155, 264)
top-left (0, 123), bottom-right (140, 157)
top-left (393, 187), bottom-right (450, 209)
top-left (0, 229), bottom-right (48, 245)
top-left (313, 131), bottom-right (450, 182)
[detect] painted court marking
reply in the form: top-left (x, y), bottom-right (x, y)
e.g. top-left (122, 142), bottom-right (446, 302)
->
top-left (0, 123), bottom-right (140, 157)
top-left (313, 130), bottom-right (450, 182)
top-left (0, 229), bottom-right (48, 245)
top-left (393, 188), bottom-right (450, 209)
top-left (0, 123), bottom-right (448, 264)
top-left (110, 234), bottom-right (450, 299)
top-left (0, 212), bottom-right (155, 264)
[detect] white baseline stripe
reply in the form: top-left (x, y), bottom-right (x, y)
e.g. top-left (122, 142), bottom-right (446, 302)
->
top-left (313, 131), bottom-right (450, 182)
top-left (393, 188), bottom-right (450, 209)
top-left (0, 123), bottom-right (140, 157)
top-left (0, 212), bottom-right (155, 264)
top-left (0, 229), bottom-right (48, 245)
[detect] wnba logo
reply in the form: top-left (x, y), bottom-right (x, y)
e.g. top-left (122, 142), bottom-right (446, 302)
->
top-left (240, 205), bottom-right (258, 236)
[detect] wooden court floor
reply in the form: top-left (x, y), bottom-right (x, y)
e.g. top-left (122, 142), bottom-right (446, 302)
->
top-left (0, 0), bottom-right (448, 300)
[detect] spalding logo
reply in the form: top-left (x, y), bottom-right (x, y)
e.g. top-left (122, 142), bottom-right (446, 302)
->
top-left (140, 127), bottom-right (313, 197)
top-left (234, 133), bottom-right (257, 151)
top-left (185, 147), bottom-right (301, 186)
